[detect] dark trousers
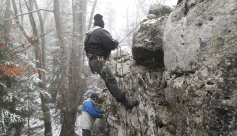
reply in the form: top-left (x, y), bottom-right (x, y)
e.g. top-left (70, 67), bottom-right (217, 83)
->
top-left (82, 129), bottom-right (91, 136)
top-left (89, 59), bottom-right (125, 102)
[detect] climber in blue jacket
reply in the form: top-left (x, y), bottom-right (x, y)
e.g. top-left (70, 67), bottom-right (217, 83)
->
top-left (80, 93), bottom-right (106, 136)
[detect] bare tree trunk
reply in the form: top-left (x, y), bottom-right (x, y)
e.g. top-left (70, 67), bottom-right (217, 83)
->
top-left (137, 0), bottom-right (147, 15)
top-left (79, 0), bottom-right (87, 104)
top-left (12, 0), bottom-right (52, 135)
top-left (53, 0), bottom-right (71, 135)
top-left (23, 0), bottom-right (52, 135)
top-left (104, 3), bottom-right (116, 36)
top-left (53, 0), bottom-right (68, 94)
top-left (60, 0), bottom-right (80, 135)
top-left (125, 7), bottom-right (132, 45)
top-left (33, 0), bottom-right (46, 70)
top-left (3, 0), bottom-right (10, 45)
top-left (53, 0), bottom-right (68, 103)
top-left (18, 0), bottom-right (24, 22)
top-left (33, 1), bottom-right (54, 114)
top-left (60, 0), bottom-right (87, 135)
top-left (82, 0), bottom-right (87, 63)
top-left (27, 1), bottom-right (52, 136)
top-left (88, 0), bottom-right (97, 30)
top-left (11, 0), bottom-right (34, 41)
top-left (108, 3), bottom-right (112, 34)
top-left (134, 0), bottom-right (140, 25)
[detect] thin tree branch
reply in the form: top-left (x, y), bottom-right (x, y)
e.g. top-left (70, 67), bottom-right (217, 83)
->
top-left (5, 9), bottom-right (53, 20)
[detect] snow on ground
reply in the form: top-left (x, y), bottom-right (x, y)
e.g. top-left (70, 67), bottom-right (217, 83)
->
top-left (75, 115), bottom-right (82, 136)
top-left (50, 108), bottom-right (61, 136)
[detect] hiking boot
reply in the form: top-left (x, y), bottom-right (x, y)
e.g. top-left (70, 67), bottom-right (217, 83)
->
top-left (126, 100), bottom-right (139, 109)
top-left (119, 94), bottom-right (139, 110)
top-left (121, 99), bottom-right (139, 110)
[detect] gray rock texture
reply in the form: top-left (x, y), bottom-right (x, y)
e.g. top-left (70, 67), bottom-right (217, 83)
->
top-left (94, 49), bottom-right (170, 135)
top-left (148, 3), bottom-right (172, 16)
top-left (163, 0), bottom-right (237, 135)
top-left (92, 0), bottom-right (237, 135)
top-left (132, 15), bottom-right (168, 67)
top-left (132, 3), bottom-right (172, 68)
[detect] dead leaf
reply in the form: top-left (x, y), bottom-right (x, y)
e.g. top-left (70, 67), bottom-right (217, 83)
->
top-left (10, 36), bottom-right (14, 40)
top-left (1, 42), bottom-right (5, 47)
top-left (9, 19), bottom-right (13, 25)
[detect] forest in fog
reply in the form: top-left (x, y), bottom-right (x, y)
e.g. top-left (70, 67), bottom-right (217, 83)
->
top-left (0, 0), bottom-right (176, 135)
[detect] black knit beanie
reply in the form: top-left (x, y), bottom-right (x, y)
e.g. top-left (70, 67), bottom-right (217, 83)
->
top-left (90, 93), bottom-right (98, 100)
top-left (94, 14), bottom-right (104, 28)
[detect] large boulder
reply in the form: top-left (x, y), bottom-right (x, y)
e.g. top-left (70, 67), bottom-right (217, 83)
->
top-left (132, 16), bottom-right (168, 67)
top-left (163, 0), bottom-right (237, 135)
top-left (148, 3), bottom-right (172, 16)
top-left (132, 3), bottom-right (172, 68)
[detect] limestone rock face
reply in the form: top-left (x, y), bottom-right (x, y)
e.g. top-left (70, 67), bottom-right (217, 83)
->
top-left (92, 0), bottom-right (237, 136)
top-left (164, 0), bottom-right (237, 73)
top-left (132, 3), bottom-right (171, 67)
top-left (94, 48), bottom-right (172, 136)
top-left (163, 0), bottom-right (237, 135)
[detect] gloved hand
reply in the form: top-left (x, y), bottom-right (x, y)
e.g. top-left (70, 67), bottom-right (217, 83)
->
top-left (102, 115), bottom-right (106, 119)
top-left (104, 109), bottom-right (107, 113)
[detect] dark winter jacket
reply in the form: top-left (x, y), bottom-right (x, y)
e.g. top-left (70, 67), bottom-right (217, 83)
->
top-left (79, 98), bottom-right (104, 130)
top-left (84, 26), bottom-right (118, 59)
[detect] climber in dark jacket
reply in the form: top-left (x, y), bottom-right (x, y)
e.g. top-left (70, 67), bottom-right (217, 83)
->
top-left (84, 14), bottom-right (138, 110)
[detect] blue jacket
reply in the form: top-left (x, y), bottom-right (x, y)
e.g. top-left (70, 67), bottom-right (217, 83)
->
top-left (80, 98), bottom-right (104, 130)
top-left (82, 98), bottom-right (104, 118)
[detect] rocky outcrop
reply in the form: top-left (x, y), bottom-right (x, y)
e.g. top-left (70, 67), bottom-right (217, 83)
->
top-left (148, 3), bottom-right (172, 16)
top-left (92, 0), bottom-right (237, 136)
top-left (163, 0), bottom-right (237, 135)
top-left (132, 3), bottom-right (172, 67)
top-left (94, 49), bottom-right (170, 136)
